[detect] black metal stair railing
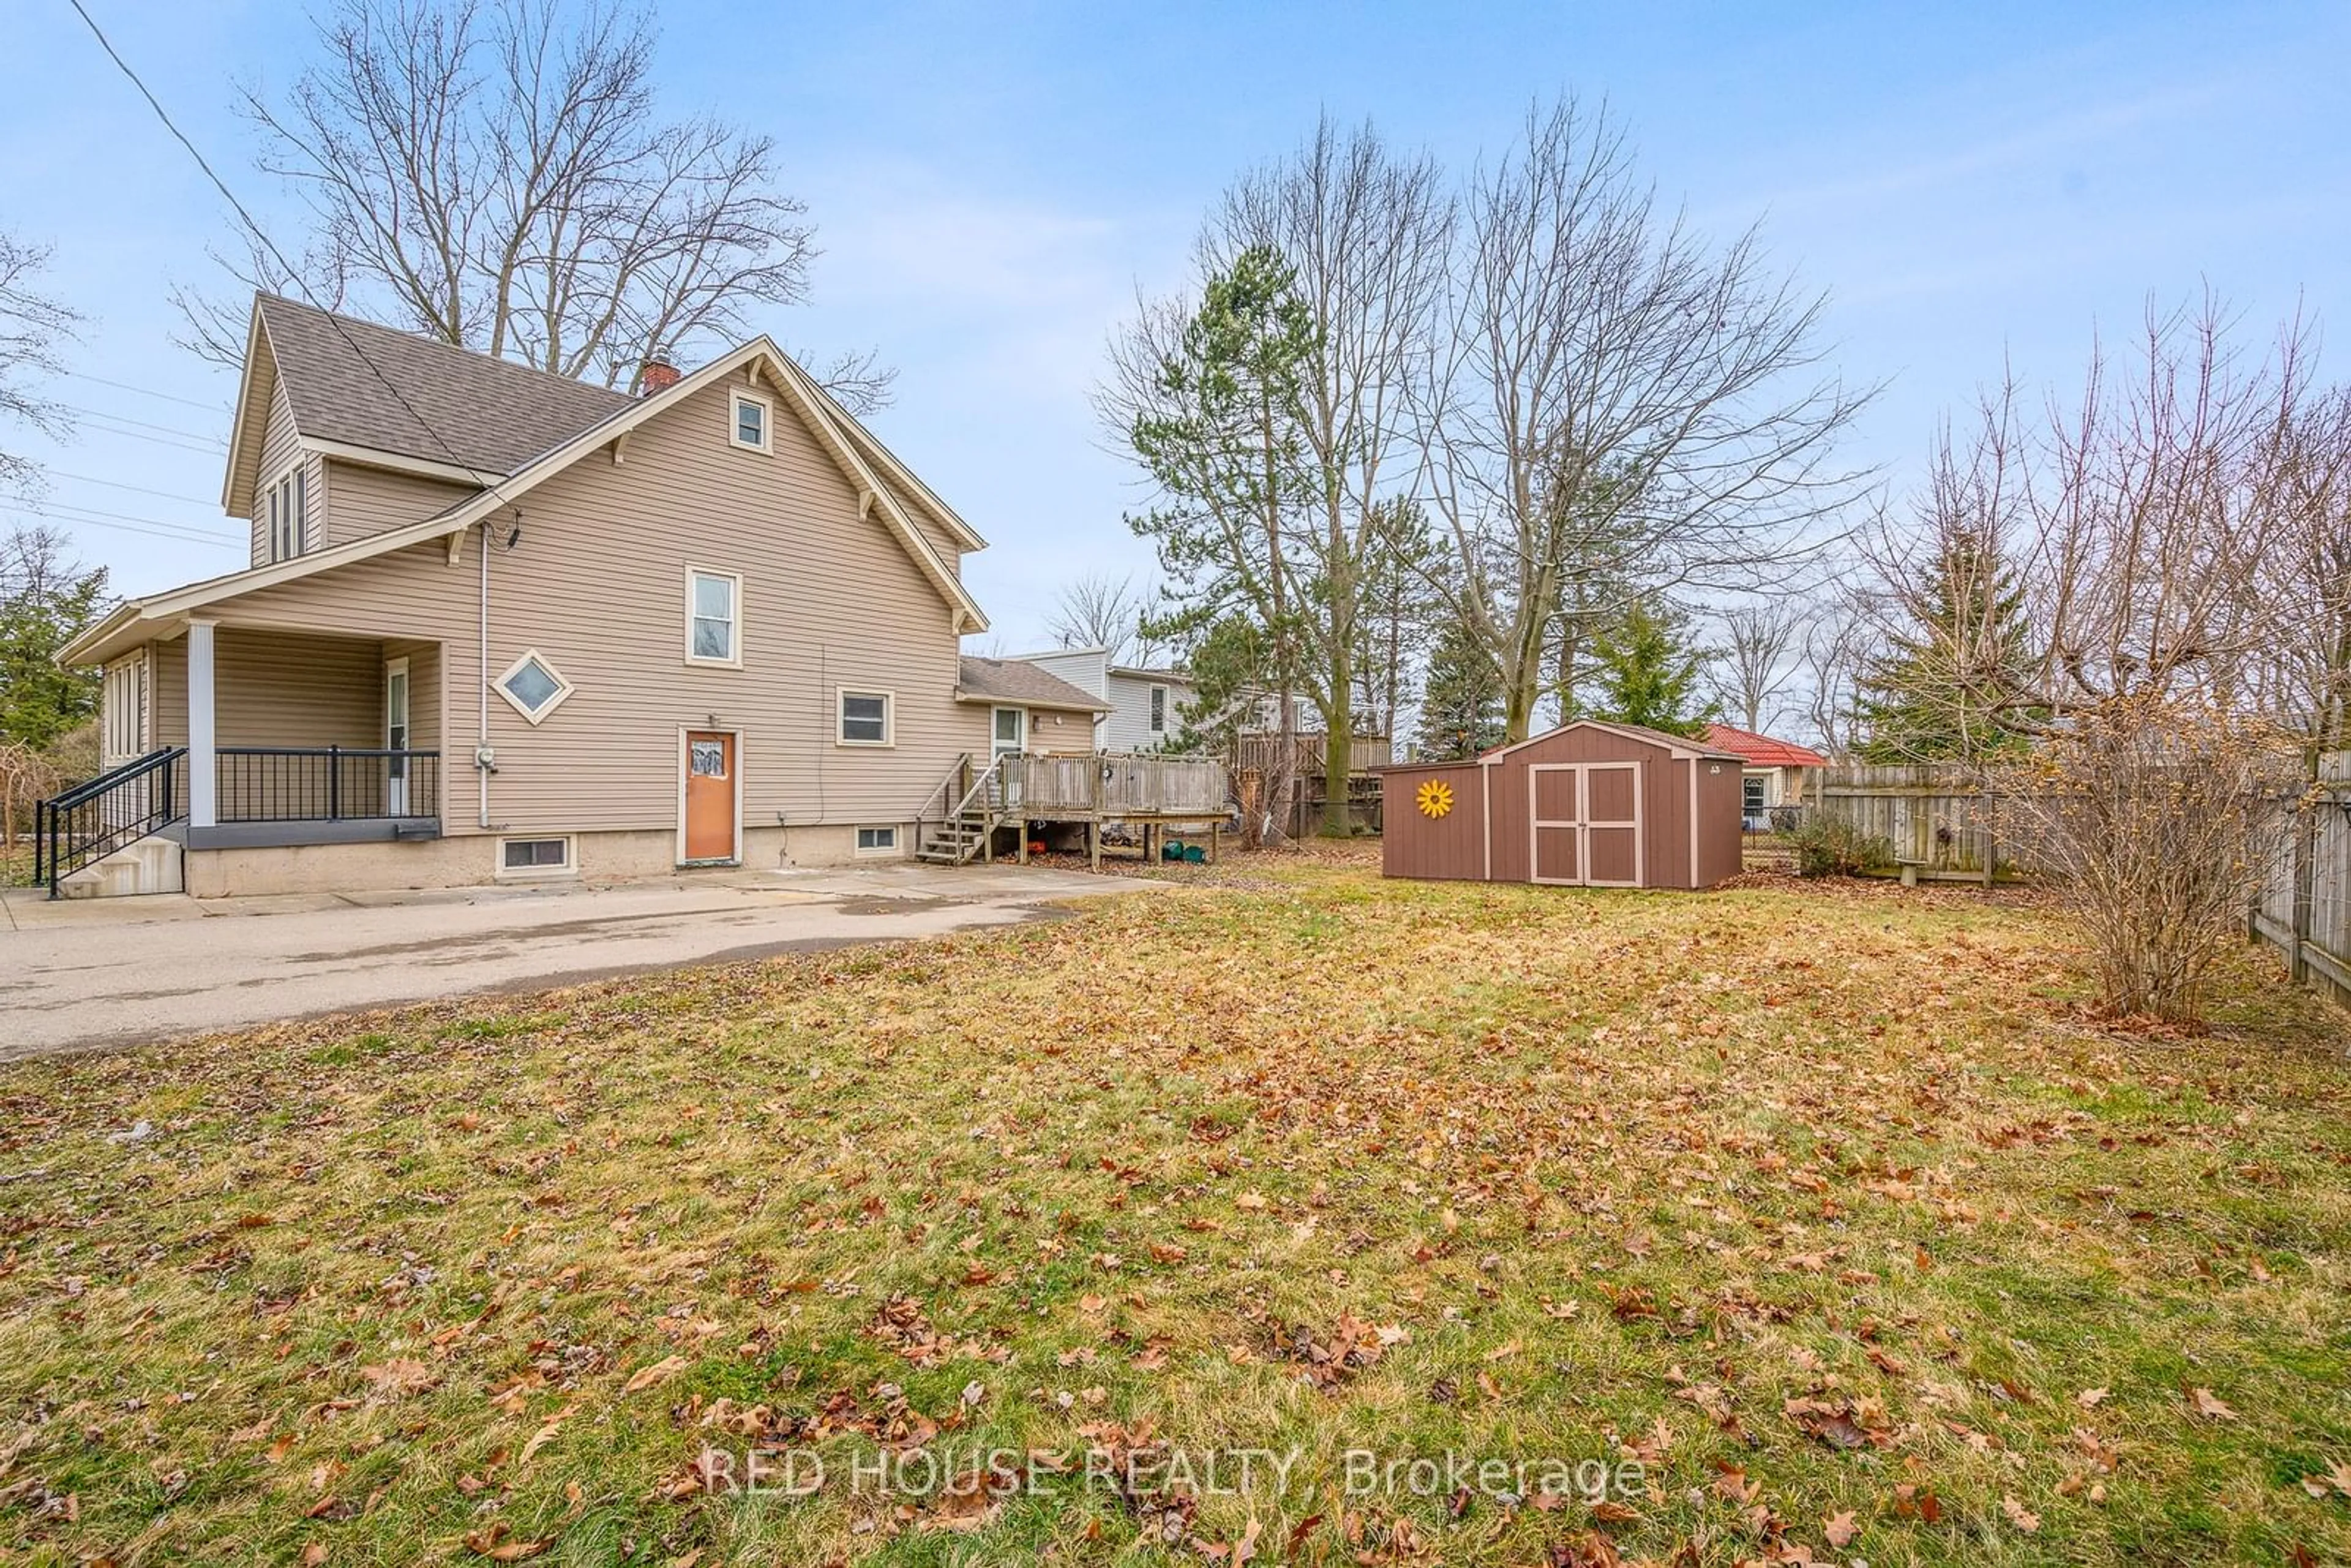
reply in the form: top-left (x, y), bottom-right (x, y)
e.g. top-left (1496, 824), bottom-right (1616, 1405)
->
top-left (33, 746), bottom-right (186, 899)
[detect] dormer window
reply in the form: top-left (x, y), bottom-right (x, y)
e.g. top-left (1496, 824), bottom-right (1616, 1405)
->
top-left (730, 390), bottom-right (772, 454)
top-left (264, 465), bottom-right (306, 562)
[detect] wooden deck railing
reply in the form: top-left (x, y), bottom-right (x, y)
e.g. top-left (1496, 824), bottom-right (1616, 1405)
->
top-left (1007, 752), bottom-right (1230, 819)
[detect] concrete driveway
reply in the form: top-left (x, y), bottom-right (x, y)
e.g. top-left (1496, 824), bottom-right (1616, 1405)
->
top-left (0, 863), bottom-right (1157, 1062)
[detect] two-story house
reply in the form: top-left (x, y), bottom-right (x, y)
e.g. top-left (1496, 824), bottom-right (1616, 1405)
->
top-left (51, 294), bottom-right (1104, 897)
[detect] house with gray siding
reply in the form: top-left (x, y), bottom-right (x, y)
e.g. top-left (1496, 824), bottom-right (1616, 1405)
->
top-left (1005, 646), bottom-right (1197, 752)
top-left (48, 294), bottom-right (1105, 897)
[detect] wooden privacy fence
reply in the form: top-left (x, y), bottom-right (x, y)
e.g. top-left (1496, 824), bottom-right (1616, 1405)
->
top-left (1810, 764), bottom-right (2007, 881)
top-left (2253, 752), bottom-right (2351, 1005)
top-left (1230, 732), bottom-right (1393, 779)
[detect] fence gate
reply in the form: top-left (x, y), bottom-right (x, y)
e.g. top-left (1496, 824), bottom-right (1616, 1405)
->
top-left (1529, 762), bottom-right (1641, 888)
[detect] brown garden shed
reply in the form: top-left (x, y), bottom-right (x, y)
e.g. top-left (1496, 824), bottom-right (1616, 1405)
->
top-left (1379, 720), bottom-right (1746, 890)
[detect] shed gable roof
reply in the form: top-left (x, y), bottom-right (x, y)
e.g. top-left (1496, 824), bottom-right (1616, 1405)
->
top-left (1479, 718), bottom-right (1747, 764)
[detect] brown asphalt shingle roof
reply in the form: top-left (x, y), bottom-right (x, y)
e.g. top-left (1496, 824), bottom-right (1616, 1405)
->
top-left (956, 656), bottom-right (1108, 712)
top-left (257, 294), bottom-right (636, 475)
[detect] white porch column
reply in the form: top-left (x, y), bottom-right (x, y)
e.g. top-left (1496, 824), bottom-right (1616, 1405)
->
top-left (187, 619), bottom-right (217, 829)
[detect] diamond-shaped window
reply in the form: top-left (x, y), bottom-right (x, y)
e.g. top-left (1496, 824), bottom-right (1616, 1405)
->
top-left (495, 650), bottom-right (573, 724)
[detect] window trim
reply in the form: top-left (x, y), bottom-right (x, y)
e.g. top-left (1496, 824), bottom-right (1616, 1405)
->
top-left (492, 648), bottom-right (575, 726)
top-left (729, 389), bottom-right (774, 454)
top-left (836, 687), bottom-right (895, 748)
top-left (495, 835), bottom-right (576, 880)
top-left (853, 824), bottom-right (901, 857)
top-left (683, 567), bottom-right (743, 667)
top-left (264, 462), bottom-right (306, 563)
top-left (1149, 683), bottom-right (1168, 733)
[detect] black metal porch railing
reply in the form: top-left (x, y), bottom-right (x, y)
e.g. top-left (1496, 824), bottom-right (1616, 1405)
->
top-left (216, 747), bottom-right (441, 825)
top-left (34, 746), bottom-right (185, 898)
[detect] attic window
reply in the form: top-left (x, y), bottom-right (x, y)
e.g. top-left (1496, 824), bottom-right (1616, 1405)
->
top-left (495, 649), bottom-right (573, 725)
top-left (730, 390), bottom-right (772, 454)
top-left (264, 465), bottom-right (306, 562)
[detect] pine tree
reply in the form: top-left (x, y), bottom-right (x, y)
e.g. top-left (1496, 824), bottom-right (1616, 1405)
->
top-left (1587, 598), bottom-right (1717, 738)
top-left (1415, 618), bottom-right (1505, 760)
top-left (1854, 525), bottom-right (2036, 762)
top-left (0, 528), bottom-right (108, 750)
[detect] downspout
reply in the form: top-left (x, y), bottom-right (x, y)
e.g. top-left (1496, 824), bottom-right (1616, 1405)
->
top-left (478, 519), bottom-right (492, 830)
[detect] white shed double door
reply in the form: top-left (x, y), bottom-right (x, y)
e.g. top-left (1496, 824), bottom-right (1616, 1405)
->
top-left (1528, 762), bottom-right (1642, 887)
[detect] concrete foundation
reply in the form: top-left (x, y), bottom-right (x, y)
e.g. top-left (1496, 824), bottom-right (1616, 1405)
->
top-left (180, 822), bottom-right (899, 899)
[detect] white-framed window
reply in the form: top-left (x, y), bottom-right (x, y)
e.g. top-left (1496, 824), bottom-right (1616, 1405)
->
top-left (854, 825), bottom-right (899, 856)
top-left (837, 689), bottom-right (893, 746)
top-left (497, 836), bottom-right (574, 877)
top-left (1149, 684), bottom-right (1168, 733)
top-left (493, 648), bottom-right (574, 725)
top-left (264, 464), bottom-right (306, 562)
top-left (686, 569), bottom-right (741, 665)
top-left (103, 655), bottom-right (147, 761)
top-left (729, 389), bottom-right (773, 454)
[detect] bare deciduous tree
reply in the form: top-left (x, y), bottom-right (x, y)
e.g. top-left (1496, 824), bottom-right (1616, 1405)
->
top-left (0, 233), bottom-right (79, 498)
top-left (1710, 599), bottom-right (1803, 733)
top-left (1858, 298), bottom-right (2320, 1023)
top-left (1207, 115), bottom-right (1451, 831)
top-left (178, 0), bottom-right (887, 406)
top-left (1047, 571), bottom-right (1160, 665)
top-left (1419, 96), bottom-right (1872, 743)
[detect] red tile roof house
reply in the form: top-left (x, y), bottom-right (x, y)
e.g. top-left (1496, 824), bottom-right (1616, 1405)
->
top-left (1701, 724), bottom-right (1829, 830)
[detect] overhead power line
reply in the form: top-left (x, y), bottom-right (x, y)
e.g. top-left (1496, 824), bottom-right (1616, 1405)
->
top-left (19, 495), bottom-right (241, 541)
top-left (58, 369), bottom-right (231, 415)
top-left (43, 469), bottom-right (220, 508)
top-left (54, 402), bottom-right (227, 448)
top-left (66, 0), bottom-right (513, 514)
top-left (6, 505), bottom-right (240, 548)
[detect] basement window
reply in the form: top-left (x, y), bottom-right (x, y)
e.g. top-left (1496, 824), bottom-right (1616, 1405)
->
top-left (498, 836), bottom-right (574, 876)
top-left (855, 825), bottom-right (899, 855)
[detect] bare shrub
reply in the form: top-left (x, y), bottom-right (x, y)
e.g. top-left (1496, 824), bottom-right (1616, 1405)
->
top-left (1997, 698), bottom-right (2296, 1024)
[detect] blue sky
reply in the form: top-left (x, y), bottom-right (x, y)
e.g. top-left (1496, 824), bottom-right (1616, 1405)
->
top-left (4, 0), bottom-right (2347, 656)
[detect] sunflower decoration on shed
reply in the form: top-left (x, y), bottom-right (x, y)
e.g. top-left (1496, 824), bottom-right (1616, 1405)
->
top-left (1415, 779), bottom-right (1455, 820)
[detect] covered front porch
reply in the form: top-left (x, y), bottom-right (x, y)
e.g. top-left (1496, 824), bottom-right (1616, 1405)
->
top-left (48, 620), bottom-right (447, 886)
top-left (164, 620), bottom-right (444, 845)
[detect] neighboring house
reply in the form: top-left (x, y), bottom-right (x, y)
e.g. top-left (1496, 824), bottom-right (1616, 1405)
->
top-left (954, 655), bottom-right (1110, 759)
top-left (1701, 723), bottom-right (1830, 829)
top-left (52, 293), bottom-right (1092, 897)
top-left (1004, 647), bottom-right (1196, 752)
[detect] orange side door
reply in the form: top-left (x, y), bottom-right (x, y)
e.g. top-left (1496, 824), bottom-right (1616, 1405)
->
top-left (683, 732), bottom-right (736, 862)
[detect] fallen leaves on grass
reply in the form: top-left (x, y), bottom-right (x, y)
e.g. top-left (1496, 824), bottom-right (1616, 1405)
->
top-left (2184, 1384), bottom-right (2238, 1422)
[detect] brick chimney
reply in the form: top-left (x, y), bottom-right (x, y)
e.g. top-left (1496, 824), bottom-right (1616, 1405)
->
top-left (638, 358), bottom-right (681, 396)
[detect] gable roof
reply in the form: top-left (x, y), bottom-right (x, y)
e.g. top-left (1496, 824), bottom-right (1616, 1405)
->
top-left (1701, 723), bottom-right (1828, 768)
top-left (70, 331), bottom-right (989, 665)
top-left (956, 656), bottom-right (1109, 713)
top-left (222, 294), bottom-right (984, 547)
top-left (1476, 718), bottom-right (1747, 764)
top-left (225, 295), bottom-right (634, 512)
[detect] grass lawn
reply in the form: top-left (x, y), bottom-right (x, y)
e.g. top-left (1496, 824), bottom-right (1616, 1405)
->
top-left (3, 849), bottom-right (2349, 1566)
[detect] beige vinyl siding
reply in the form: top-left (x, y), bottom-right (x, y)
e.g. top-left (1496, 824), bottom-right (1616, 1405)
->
top-left (324, 460), bottom-right (480, 547)
top-left (207, 370), bottom-right (988, 840)
top-left (212, 628), bottom-right (381, 749)
top-left (1025, 707), bottom-right (1097, 754)
top-left (151, 637), bottom-right (188, 746)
